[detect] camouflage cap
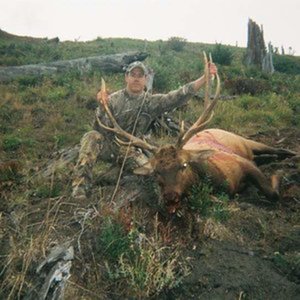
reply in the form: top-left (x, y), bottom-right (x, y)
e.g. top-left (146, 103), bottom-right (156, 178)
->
top-left (126, 61), bottom-right (148, 75)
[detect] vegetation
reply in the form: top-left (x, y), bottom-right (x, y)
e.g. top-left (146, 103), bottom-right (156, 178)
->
top-left (211, 43), bottom-right (234, 66)
top-left (98, 216), bottom-right (186, 298)
top-left (273, 53), bottom-right (300, 75)
top-left (166, 36), bottom-right (187, 52)
top-left (188, 180), bottom-right (230, 222)
top-left (0, 30), bottom-right (299, 299)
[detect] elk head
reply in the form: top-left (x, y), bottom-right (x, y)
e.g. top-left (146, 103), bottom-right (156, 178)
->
top-left (134, 146), bottom-right (215, 213)
top-left (96, 53), bottom-right (220, 214)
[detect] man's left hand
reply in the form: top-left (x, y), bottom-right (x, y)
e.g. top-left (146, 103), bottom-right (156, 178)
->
top-left (208, 62), bottom-right (218, 78)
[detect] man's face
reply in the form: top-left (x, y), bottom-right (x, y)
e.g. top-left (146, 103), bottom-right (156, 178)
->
top-left (125, 67), bottom-right (147, 95)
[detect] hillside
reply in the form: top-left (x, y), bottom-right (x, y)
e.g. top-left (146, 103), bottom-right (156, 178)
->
top-left (0, 31), bottom-right (299, 299)
top-left (0, 29), bottom-right (51, 42)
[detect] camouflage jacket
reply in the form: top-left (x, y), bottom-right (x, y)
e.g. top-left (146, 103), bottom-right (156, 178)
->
top-left (93, 82), bottom-right (196, 138)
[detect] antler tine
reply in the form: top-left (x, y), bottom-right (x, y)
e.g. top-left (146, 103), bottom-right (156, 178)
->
top-left (176, 52), bottom-right (221, 148)
top-left (96, 78), bottom-right (158, 152)
top-left (203, 51), bottom-right (210, 110)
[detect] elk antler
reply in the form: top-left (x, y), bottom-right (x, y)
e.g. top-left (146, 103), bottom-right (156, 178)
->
top-left (176, 52), bottom-right (221, 148)
top-left (96, 78), bottom-right (158, 152)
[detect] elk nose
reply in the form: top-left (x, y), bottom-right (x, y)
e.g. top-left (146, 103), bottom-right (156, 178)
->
top-left (163, 191), bottom-right (179, 202)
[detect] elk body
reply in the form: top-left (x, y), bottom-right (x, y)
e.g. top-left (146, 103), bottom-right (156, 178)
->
top-left (134, 128), bottom-right (294, 213)
top-left (97, 53), bottom-right (295, 214)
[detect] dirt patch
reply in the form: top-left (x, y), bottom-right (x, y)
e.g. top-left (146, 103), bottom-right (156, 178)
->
top-left (163, 239), bottom-right (299, 299)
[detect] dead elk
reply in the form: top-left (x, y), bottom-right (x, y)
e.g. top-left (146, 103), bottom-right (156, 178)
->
top-left (134, 129), bottom-right (295, 213)
top-left (97, 54), bottom-right (296, 214)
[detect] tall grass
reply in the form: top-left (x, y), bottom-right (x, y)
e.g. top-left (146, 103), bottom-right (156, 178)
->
top-left (99, 215), bottom-right (188, 298)
top-left (176, 92), bottom-right (294, 136)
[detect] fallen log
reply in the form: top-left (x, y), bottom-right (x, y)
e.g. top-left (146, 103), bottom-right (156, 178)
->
top-left (0, 51), bottom-right (148, 82)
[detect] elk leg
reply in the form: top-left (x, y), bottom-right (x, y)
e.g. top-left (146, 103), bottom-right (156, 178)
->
top-left (249, 140), bottom-right (295, 158)
top-left (245, 165), bottom-right (280, 201)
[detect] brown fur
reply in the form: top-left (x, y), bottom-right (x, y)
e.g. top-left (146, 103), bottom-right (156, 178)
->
top-left (134, 129), bottom-right (295, 213)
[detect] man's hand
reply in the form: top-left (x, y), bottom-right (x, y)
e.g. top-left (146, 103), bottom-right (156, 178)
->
top-left (208, 62), bottom-right (218, 78)
top-left (192, 61), bottom-right (218, 93)
top-left (97, 78), bottom-right (109, 106)
top-left (96, 90), bottom-right (102, 102)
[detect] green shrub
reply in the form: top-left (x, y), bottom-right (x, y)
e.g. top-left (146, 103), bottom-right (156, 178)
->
top-left (211, 43), bottom-right (233, 66)
top-left (268, 73), bottom-right (300, 94)
top-left (100, 217), bottom-right (185, 298)
top-left (273, 54), bottom-right (300, 75)
top-left (34, 183), bottom-right (62, 198)
top-left (2, 136), bottom-right (22, 151)
top-left (287, 94), bottom-right (300, 126)
top-left (53, 134), bottom-right (73, 148)
top-left (153, 66), bottom-right (172, 92)
top-left (166, 37), bottom-right (187, 52)
top-left (189, 182), bottom-right (213, 215)
top-left (16, 76), bottom-right (44, 87)
top-left (47, 86), bottom-right (69, 102)
top-left (97, 217), bottom-right (132, 263)
top-left (118, 240), bottom-right (183, 298)
top-left (188, 180), bottom-right (230, 222)
top-left (224, 77), bottom-right (271, 95)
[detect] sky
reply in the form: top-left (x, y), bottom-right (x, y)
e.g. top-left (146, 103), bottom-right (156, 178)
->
top-left (1, 0), bottom-right (300, 55)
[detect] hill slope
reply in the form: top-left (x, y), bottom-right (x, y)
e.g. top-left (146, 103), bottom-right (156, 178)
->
top-left (0, 31), bottom-right (299, 299)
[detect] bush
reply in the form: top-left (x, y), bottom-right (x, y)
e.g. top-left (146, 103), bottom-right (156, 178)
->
top-left (47, 86), bottom-right (69, 102)
top-left (224, 77), bottom-right (271, 95)
top-left (33, 183), bottom-right (62, 198)
top-left (166, 37), bottom-right (187, 52)
top-left (99, 216), bottom-right (185, 298)
top-left (17, 75), bottom-right (44, 87)
top-left (97, 217), bottom-right (132, 263)
top-left (2, 136), bottom-right (22, 151)
top-left (273, 54), bottom-right (300, 75)
top-left (211, 43), bottom-right (233, 66)
top-left (188, 180), bottom-right (230, 222)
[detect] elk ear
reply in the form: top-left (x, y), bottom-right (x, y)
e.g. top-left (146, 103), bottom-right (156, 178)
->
top-left (189, 149), bottom-right (215, 163)
top-left (133, 162), bottom-right (154, 176)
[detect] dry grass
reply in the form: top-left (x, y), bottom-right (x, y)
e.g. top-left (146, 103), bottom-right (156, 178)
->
top-left (113, 215), bottom-right (189, 298)
top-left (1, 198), bottom-right (63, 299)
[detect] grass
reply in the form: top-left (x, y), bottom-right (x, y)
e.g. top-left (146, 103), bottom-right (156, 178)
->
top-left (188, 180), bottom-right (230, 222)
top-left (100, 215), bottom-right (188, 298)
top-left (0, 195), bottom-right (65, 299)
top-left (209, 94), bottom-right (293, 135)
top-left (0, 33), bottom-right (299, 299)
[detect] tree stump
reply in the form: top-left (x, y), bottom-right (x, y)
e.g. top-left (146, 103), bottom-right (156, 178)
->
top-left (245, 19), bottom-right (274, 74)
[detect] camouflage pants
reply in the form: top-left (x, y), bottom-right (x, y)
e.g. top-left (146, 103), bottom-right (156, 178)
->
top-left (72, 130), bottom-right (149, 197)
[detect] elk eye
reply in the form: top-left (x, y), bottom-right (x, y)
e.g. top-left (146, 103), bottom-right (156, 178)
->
top-left (182, 163), bottom-right (188, 168)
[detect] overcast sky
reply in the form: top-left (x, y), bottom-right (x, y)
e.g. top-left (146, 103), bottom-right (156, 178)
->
top-left (1, 0), bottom-right (299, 55)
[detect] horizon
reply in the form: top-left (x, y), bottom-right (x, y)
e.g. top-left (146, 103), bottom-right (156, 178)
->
top-left (1, 0), bottom-right (299, 55)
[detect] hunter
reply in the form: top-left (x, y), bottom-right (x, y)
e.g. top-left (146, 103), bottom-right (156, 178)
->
top-left (72, 61), bottom-right (218, 200)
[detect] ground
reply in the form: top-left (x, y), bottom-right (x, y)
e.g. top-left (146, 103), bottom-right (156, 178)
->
top-left (0, 128), bottom-right (299, 299)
